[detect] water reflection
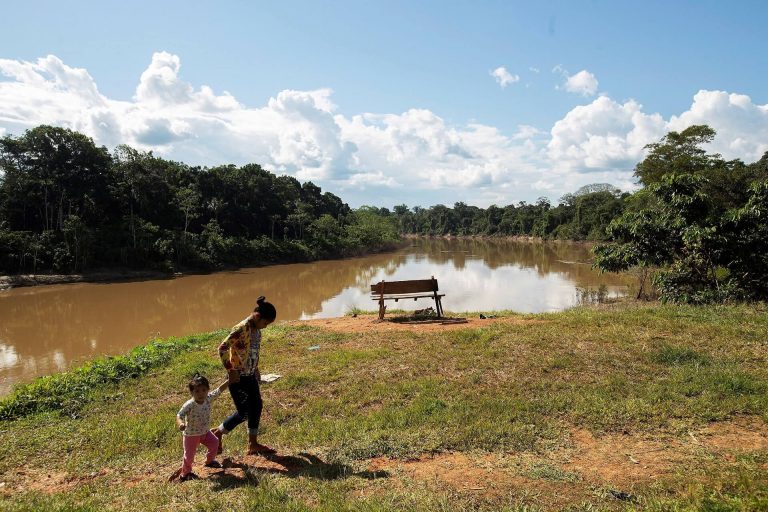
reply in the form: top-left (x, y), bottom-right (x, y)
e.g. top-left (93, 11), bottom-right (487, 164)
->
top-left (0, 239), bottom-right (632, 395)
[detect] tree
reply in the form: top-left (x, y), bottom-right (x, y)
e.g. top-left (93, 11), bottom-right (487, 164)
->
top-left (593, 175), bottom-right (711, 300)
top-left (634, 125), bottom-right (719, 186)
top-left (595, 134), bottom-right (768, 303)
top-left (719, 181), bottom-right (768, 300)
top-left (573, 183), bottom-right (621, 197)
top-left (175, 185), bottom-right (201, 241)
top-left (0, 125), bottom-right (112, 232)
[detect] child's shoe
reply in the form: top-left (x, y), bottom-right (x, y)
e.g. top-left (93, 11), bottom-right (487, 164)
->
top-left (204, 460), bottom-right (222, 468)
top-left (179, 472), bottom-right (199, 482)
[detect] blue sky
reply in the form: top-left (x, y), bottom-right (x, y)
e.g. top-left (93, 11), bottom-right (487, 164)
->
top-left (1, 1), bottom-right (767, 207)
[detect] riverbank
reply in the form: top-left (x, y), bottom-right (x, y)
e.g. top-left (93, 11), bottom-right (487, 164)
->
top-left (0, 242), bottom-right (406, 291)
top-left (402, 233), bottom-right (597, 246)
top-left (0, 269), bottom-right (171, 291)
top-left (1, 302), bottom-right (767, 511)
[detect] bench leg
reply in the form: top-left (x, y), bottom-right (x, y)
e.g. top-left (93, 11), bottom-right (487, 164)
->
top-left (432, 291), bottom-right (443, 318)
top-left (378, 299), bottom-right (385, 320)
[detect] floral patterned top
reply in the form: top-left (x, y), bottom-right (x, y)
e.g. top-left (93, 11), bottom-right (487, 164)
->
top-left (176, 387), bottom-right (223, 436)
top-left (218, 318), bottom-right (261, 376)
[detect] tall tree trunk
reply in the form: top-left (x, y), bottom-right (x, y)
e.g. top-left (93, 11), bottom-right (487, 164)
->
top-left (130, 202), bottom-right (136, 249)
top-left (43, 187), bottom-right (49, 231)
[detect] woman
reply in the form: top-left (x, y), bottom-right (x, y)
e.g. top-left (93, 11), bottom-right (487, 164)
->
top-left (212, 296), bottom-right (277, 455)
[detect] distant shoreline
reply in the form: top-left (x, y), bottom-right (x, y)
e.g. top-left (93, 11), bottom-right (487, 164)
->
top-left (0, 270), bottom-right (171, 291)
top-left (0, 237), bottom-right (593, 291)
top-left (0, 243), bottom-right (406, 291)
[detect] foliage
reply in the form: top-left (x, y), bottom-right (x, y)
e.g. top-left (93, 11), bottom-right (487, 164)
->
top-left (0, 126), bottom-right (398, 274)
top-left (594, 125), bottom-right (768, 303)
top-left (390, 191), bottom-right (626, 241)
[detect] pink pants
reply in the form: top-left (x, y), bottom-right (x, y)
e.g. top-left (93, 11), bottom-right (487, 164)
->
top-left (181, 431), bottom-right (219, 476)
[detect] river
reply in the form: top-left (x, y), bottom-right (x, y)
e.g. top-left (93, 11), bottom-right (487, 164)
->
top-left (0, 238), bottom-right (633, 396)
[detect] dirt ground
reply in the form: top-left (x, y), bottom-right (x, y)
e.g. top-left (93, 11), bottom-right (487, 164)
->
top-left (292, 313), bottom-right (544, 333)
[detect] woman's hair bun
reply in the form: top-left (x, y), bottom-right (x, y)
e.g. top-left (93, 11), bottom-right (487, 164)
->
top-left (253, 295), bottom-right (277, 320)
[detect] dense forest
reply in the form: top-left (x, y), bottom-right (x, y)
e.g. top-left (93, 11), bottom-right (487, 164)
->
top-left (1, 124), bottom-right (767, 302)
top-left (0, 125), bottom-right (399, 274)
top-left (381, 182), bottom-right (626, 240)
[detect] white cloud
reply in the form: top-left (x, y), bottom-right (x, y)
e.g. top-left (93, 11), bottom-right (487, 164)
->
top-left (547, 96), bottom-right (666, 171)
top-left (552, 66), bottom-right (599, 97)
top-left (529, 67), bottom-right (540, 74)
top-left (564, 69), bottom-right (599, 96)
top-left (490, 66), bottom-right (519, 88)
top-left (532, 180), bottom-right (554, 191)
top-left (1, 53), bottom-right (767, 207)
top-left (668, 90), bottom-right (768, 162)
top-left (512, 124), bottom-right (544, 140)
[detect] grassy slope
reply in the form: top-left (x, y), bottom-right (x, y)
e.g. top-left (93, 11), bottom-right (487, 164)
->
top-left (1, 302), bottom-right (767, 511)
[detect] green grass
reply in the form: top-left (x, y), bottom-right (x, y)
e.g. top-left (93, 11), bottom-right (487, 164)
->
top-left (0, 333), bottom-right (216, 420)
top-left (1, 302), bottom-right (767, 510)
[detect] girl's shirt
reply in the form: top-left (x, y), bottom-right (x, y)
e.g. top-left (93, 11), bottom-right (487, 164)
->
top-left (176, 388), bottom-right (223, 436)
top-left (218, 318), bottom-right (261, 376)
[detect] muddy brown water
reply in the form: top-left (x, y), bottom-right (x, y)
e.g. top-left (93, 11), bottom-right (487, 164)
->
top-left (0, 238), bottom-right (633, 396)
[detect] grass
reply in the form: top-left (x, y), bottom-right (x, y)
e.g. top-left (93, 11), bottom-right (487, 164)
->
top-left (0, 334), bottom-right (213, 420)
top-left (1, 302), bottom-right (767, 510)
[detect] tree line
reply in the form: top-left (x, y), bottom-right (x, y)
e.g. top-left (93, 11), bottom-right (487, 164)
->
top-left (378, 182), bottom-right (626, 241)
top-left (0, 125), bottom-right (399, 274)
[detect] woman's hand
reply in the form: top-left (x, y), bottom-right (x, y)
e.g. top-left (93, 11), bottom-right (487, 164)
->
top-left (228, 369), bottom-right (240, 384)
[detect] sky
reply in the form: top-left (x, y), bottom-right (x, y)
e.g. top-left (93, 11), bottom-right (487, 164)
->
top-left (1, 0), bottom-right (767, 208)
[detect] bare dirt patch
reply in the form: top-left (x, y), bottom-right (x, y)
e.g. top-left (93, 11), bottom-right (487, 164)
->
top-left (4, 468), bottom-right (109, 495)
top-left (293, 314), bottom-right (544, 334)
top-left (696, 416), bottom-right (768, 455)
top-left (366, 452), bottom-right (592, 508)
top-left (561, 429), bottom-right (688, 488)
top-left (363, 417), bottom-right (768, 507)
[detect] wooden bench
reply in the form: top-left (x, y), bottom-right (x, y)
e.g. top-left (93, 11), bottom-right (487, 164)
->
top-left (370, 277), bottom-right (445, 319)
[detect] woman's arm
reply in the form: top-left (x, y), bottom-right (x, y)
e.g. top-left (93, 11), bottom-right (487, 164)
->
top-left (218, 327), bottom-right (242, 383)
top-left (176, 415), bottom-right (186, 431)
top-left (218, 335), bottom-right (234, 369)
top-left (215, 379), bottom-right (229, 394)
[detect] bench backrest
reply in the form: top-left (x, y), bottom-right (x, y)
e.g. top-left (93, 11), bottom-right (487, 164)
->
top-left (371, 278), bottom-right (439, 295)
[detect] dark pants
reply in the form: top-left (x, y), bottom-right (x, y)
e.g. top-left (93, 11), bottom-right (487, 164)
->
top-left (222, 375), bottom-right (262, 435)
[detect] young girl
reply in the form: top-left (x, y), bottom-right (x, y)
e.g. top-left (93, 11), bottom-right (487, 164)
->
top-left (175, 375), bottom-right (229, 481)
top-left (212, 296), bottom-right (277, 455)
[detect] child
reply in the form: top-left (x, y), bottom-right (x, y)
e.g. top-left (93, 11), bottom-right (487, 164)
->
top-left (175, 374), bottom-right (229, 481)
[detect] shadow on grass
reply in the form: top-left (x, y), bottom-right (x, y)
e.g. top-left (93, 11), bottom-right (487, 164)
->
top-left (208, 452), bottom-right (389, 490)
